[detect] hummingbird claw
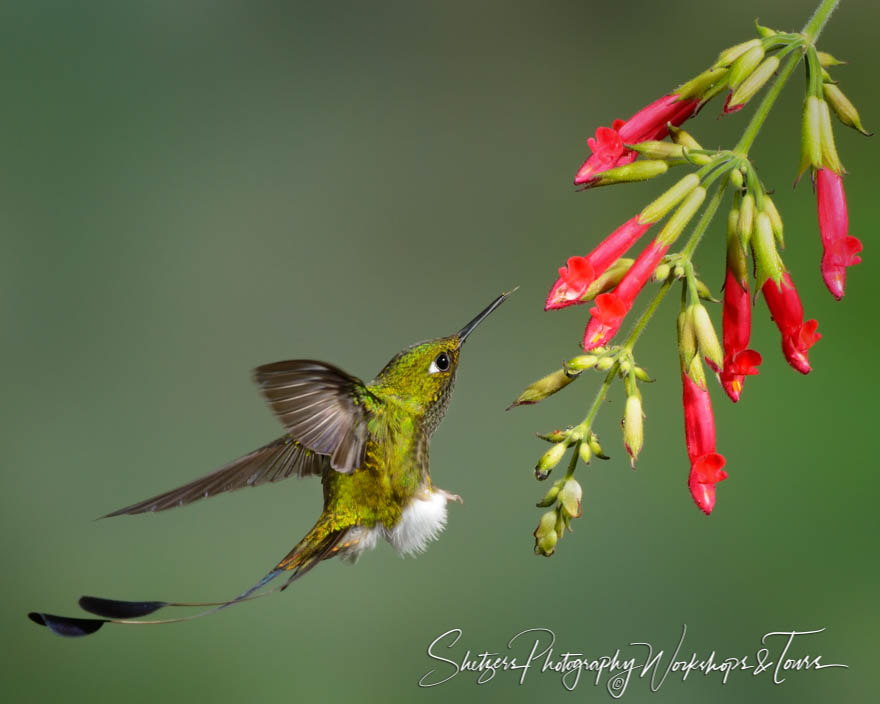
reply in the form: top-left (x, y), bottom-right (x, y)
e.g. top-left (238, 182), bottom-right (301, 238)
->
top-left (438, 489), bottom-right (463, 504)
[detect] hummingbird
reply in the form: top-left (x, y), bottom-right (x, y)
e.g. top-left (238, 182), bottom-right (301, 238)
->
top-left (28, 290), bottom-right (514, 637)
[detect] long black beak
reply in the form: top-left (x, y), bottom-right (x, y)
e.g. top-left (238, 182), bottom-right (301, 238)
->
top-left (457, 287), bottom-right (517, 345)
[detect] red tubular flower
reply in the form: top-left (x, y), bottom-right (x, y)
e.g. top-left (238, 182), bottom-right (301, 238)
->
top-left (719, 268), bottom-right (762, 401)
top-left (582, 237), bottom-right (669, 349)
top-left (681, 372), bottom-right (728, 515)
top-left (816, 168), bottom-right (863, 300)
top-left (574, 94), bottom-right (699, 186)
top-left (545, 216), bottom-right (652, 310)
top-left (762, 273), bottom-right (822, 374)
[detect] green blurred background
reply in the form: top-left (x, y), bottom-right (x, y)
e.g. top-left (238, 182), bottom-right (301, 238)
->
top-left (2, 1), bottom-right (877, 701)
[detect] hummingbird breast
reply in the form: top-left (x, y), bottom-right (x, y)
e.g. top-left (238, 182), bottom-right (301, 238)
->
top-left (338, 488), bottom-right (449, 563)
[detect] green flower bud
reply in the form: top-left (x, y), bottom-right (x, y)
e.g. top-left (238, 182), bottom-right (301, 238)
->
top-left (818, 98), bottom-right (844, 173)
top-left (534, 510), bottom-right (558, 556)
top-left (536, 481), bottom-right (562, 507)
top-left (588, 432), bottom-right (608, 459)
top-left (639, 173), bottom-right (700, 224)
top-left (596, 356), bottom-right (615, 371)
top-left (633, 366), bottom-right (653, 382)
top-left (536, 429), bottom-right (568, 443)
top-left (799, 96), bottom-right (823, 179)
top-left (737, 192), bottom-right (755, 251)
top-left (653, 262), bottom-right (671, 282)
top-left (754, 19), bottom-right (779, 38)
top-left (728, 55), bottom-right (779, 110)
top-left (623, 393), bottom-right (644, 466)
top-left (559, 479), bottom-right (583, 519)
top-left (715, 38), bottom-right (762, 68)
top-left (726, 208), bottom-right (749, 287)
top-left (676, 67), bottom-right (728, 100)
top-left (727, 45), bottom-right (765, 90)
top-left (729, 167), bottom-right (744, 190)
top-left (578, 440), bottom-right (592, 465)
top-left (752, 212), bottom-right (783, 290)
top-left (695, 279), bottom-right (718, 303)
top-left (535, 441), bottom-right (567, 479)
top-left (657, 187), bottom-right (707, 247)
top-left (823, 82), bottom-right (872, 136)
top-left (689, 304), bottom-right (724, 372)
top-left (677, 310), bottom-right (697, 372)
top-left (817, 51), bottom-right (846, 67)
top-left (509, 369), bottom-right (576, 408)
top-left (669, 125), bottom-right (703, 151)
top-left (565, 354), bottom-right (599, 372)
top-left (590, 160), bottom-right (669, 188)
top-left (762, 196), bottom-right (784, 249)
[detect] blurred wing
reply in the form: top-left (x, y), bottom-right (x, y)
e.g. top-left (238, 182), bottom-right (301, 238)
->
top-left (253, 360), bottom-right (374, 473)
top-left (103, 437), bottom-right (326, 517)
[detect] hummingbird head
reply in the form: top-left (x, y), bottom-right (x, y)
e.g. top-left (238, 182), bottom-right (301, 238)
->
top-left (371, 289), bottom-right (515, 433)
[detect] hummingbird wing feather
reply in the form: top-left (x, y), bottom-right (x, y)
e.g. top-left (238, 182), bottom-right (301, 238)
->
top-left (103, 436), bottom-right (327, 517)
top-left (253, 360), bottom-right (374, 473)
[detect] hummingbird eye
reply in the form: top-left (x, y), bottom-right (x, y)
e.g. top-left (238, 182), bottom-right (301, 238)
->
top-left (429, 352), bottom-right (450, 374)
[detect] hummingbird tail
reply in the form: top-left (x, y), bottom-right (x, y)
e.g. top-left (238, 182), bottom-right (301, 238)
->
top-left (28, 528), bottom-right (349, 637)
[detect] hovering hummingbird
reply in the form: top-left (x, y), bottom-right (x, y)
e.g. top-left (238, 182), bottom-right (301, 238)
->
top-left (29, 290), bottom-right (514, 637)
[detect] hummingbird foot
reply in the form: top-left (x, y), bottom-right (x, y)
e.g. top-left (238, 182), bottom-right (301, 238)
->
top-left (437, 489), bottom-right (463, 504)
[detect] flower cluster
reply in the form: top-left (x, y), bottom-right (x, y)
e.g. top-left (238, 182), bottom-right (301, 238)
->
top-left (515, 2), bottom-right (868, 554)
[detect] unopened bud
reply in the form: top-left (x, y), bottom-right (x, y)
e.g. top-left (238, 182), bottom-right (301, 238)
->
top-left (818, 98), bottom-right (844, 173)
top-left (799, 96), bottom-right (823, 178)
top-left (762, 196), bottom-right (784, 248)
top-left (657, 187), bottom-right (707, 246)
top-left (536, 481), bottom-right (562, 507)
top-left (618, 358), bottom-right (632, 376)
top-left (676, 67), bottom-right (728, 101)
top-left (669, 125), bottom-right (703, 151)
top-left (715, 38), bottom-right (761, 68)
top-left (677, 310), bottom-right (697, 371)
top-left (536, 429), bottom-right (568, 443)
top-left (536, 441), bottom-right (567, 479)
top-left (823, 82), bottom-right (872, 136)
top-left (752, 212), bottom-right (783, 290)
top-left (728, 55), bottom-right (779, 110)
top-left (695, 279), bottom-right (717, 302)
top-left (653, 261), bottom-right (671, 282)
top-left (578, 440), bottom-right (592, 464)
top-left (633, 366), bottom-right (653, 382)
top-left (588, 432), bottom-right (608, 459)
top-left (726, 208), bottom-right (749, 286)
top-left (817, 51), bottom-right (845, 67)
top-left (754, 19), bottom-right (779, 38)
top-left (559, 479), bottom-right (583, 519)
top-left (672, 262), bottom-right (686, 279)
top-left (727, 45), bottom-right (765, 90)
top-left (639, 173), bottom-right (700, 224)
top-left (534, 510), bottom-right (558, 556)
top-left (623, 394), bottom-right (644, 466)
top-left (565, 354), bottom-right (598, 372)
top-left (510, 369), bottom-right (576, 408)
top-left (596, 356), bottom-right (615, 371)
top-left (590, 160), bottom-right (668, 188)
top-left (689, 304), bottom-right (724, 372)
top-left (737, 192), bottom-right (755, 250)
top-left (687, 352), bottom-right (707, 388)
top-left (729, 167), bottom-right (744, 190)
